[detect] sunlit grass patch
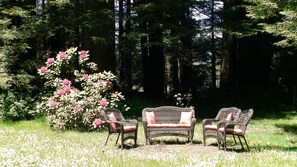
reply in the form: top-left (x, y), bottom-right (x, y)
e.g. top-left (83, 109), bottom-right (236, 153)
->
top-left (0, 112), bottom-right (296, 166)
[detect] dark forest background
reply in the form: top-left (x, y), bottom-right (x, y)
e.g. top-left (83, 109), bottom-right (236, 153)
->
top-left (1, 0), bottom-right (297, 121)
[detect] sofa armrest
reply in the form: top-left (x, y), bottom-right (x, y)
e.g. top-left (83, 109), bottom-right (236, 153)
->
top-left (191, 117), bottom-right (196, 127)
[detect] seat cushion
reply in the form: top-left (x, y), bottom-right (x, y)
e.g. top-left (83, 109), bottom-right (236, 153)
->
top-left (179, 111), bottom-right (192, 124)
top-left (147, 123), bottom-right (191, 128)
top-left (218, 128), bottom-right (244, 136)
top-left (145, 111), bottom-right (157, 124)
top-left (204, 124), bottom-right (217, 130)
top-left (124, 125), bottom-right (137, 132)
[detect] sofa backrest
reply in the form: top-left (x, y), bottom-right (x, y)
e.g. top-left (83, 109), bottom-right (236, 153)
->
top-left (142, 106), bottom-right (195, 124)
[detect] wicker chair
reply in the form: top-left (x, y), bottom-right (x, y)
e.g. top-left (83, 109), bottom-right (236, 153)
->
top-left (217, 109), bottom-right (254, 151)
top-left (103, 108), bottom-right (138, 149)
top-left (202, 107), bottom-right (241, 146)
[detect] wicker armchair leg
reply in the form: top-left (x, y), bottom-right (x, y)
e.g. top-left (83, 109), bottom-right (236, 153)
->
top-left (134, 131), bottom-right (138, 147)
top-left (121, 133), bottom-right (124, 150)
top-left (115, 133), bottom-right (120, 145)
top-left (233, 135), bottom-right (237, 144)
top-left (217, 130), bottom-right (224, 150)
top-left (146, 131), bottom-right (151, 145)
top-left (134, 139), bottom-right (137, 147)
top-left (217, 136), bottom-right (221, 150)
top-left (203, 131), bottom-right (206, 146)
top-left (242, 136), bottom-right (250, 151)
top-left (238, 136), bottom-right (244, 151)
top-left (105, 134), bottom-right (110, 146)
top-left (224, 132), bottom-right (227, 151)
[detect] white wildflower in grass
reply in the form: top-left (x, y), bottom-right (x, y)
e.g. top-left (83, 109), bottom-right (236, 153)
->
top-left (1, 116), bottom-right (297, 166)
top-left (0, 147), bottom-right (17, 159)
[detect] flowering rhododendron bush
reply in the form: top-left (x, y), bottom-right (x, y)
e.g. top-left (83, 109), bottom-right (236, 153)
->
top-left (37, 47), bottom-right (126, 131)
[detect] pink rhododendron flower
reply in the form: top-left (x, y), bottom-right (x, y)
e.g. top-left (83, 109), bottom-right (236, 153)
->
top-left (58, 51), bottom-right (66, 59)
top-left (82, 74), bottom-right (89, 79)
top-left (40, 66), bottom-right (47, 73)
top-left (98, 80), bottom-right (105, 84)
top-left (50, 101), bottom-right (58, 108)
top-left (80, 54), bottom-right (86, 60)
top-left (47, 58), bottom-right (55, 64)
top-left (93, 118), bottom-right (103, 127)
top-left (106, 80), bottom-right (111, 86)
top-left (79, 50), bottom-right (87, 55)
top-left (73, 104), bottom-right (82, 112)
top-left (99, 99), bottom-right (107, 107)
top-left (98, 80), bottom-right (111, 87)
top-left (68, 47), bottom-right (76, 53)
top-left (62, 79), bottom-right (70, 85)
top-left (57, 89), bottom-right (65, 96)
top-left (64, 86), bottom-right (71, 93)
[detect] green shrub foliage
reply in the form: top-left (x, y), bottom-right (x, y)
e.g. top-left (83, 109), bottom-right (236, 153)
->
top-left (37, 47), bottom-right (126, 131)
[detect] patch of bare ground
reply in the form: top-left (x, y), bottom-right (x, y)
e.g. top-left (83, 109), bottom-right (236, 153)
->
top-left (134, 144), bottom-right (219, 156)
top-left (117, 138), bottom-right (223, 157)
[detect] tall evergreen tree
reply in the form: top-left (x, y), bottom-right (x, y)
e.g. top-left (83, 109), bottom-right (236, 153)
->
top-left (245, 0), bottom-right (297, 48)
top-left (45, 0), bottom-right (116, 73)
top-left (133, 0), bottom-right (196, 96)
top-left (220, 0), bottom-right (274, 89)
top-left (245, 0), bottom-right (297, 108)
top-left (0, 0), bottom-right (38, 81)
top-left (118, 0), bottom-right (133, 93)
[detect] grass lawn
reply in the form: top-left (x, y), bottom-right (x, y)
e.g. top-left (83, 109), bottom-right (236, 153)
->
top-left (0, 112), bottom-right (296, 167)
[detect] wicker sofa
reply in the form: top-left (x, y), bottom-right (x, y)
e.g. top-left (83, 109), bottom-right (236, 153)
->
top-left (142, 106), bottom-right (196, 145)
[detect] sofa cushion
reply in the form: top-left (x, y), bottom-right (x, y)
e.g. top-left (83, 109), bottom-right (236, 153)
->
top-left (147, 123), bottom-right (191, 128)
top-left (145, 111), bottom-right (157, 124)
top-left (179, 111), bottom-right (192, 124)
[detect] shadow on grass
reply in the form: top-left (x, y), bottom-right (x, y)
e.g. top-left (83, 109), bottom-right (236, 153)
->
top-left (119, 144), bottom-right (139, 150)
top-left (118, 139), bottom-right (203, 150)
top-left (275, 124), bottom-right (297, 135)
top-left (252, 145), bottom-right (297, 152)
top-left (149, 139), bottom-right (202, 145)
top-left (219, 143), bottom-right (297, 153)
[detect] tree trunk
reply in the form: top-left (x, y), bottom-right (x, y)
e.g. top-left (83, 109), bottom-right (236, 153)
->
top-left (146, 27), bottom-right (165, 97)
top-left (118, 0), bottom-right (132, 93)
top-left (220, 0), bottom-right (243, 88)
top-left (211, 0), bottom-right (216, 88)
top-left (82, 0), bottom-right (116, 73)
top-left (141, 27), bottom-right (165, 97)
top-left (138, 0), bottom-right (165, 97)
top-left (220, 34), bottom-right (237, 88)
top-left (179, 2), bottom-right (193, 93)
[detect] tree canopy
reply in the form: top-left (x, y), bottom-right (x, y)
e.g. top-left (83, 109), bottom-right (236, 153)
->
top-left (245, 0), bottom-right (297, 48)
top-left (0, 0), bottom-right (296, 122)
